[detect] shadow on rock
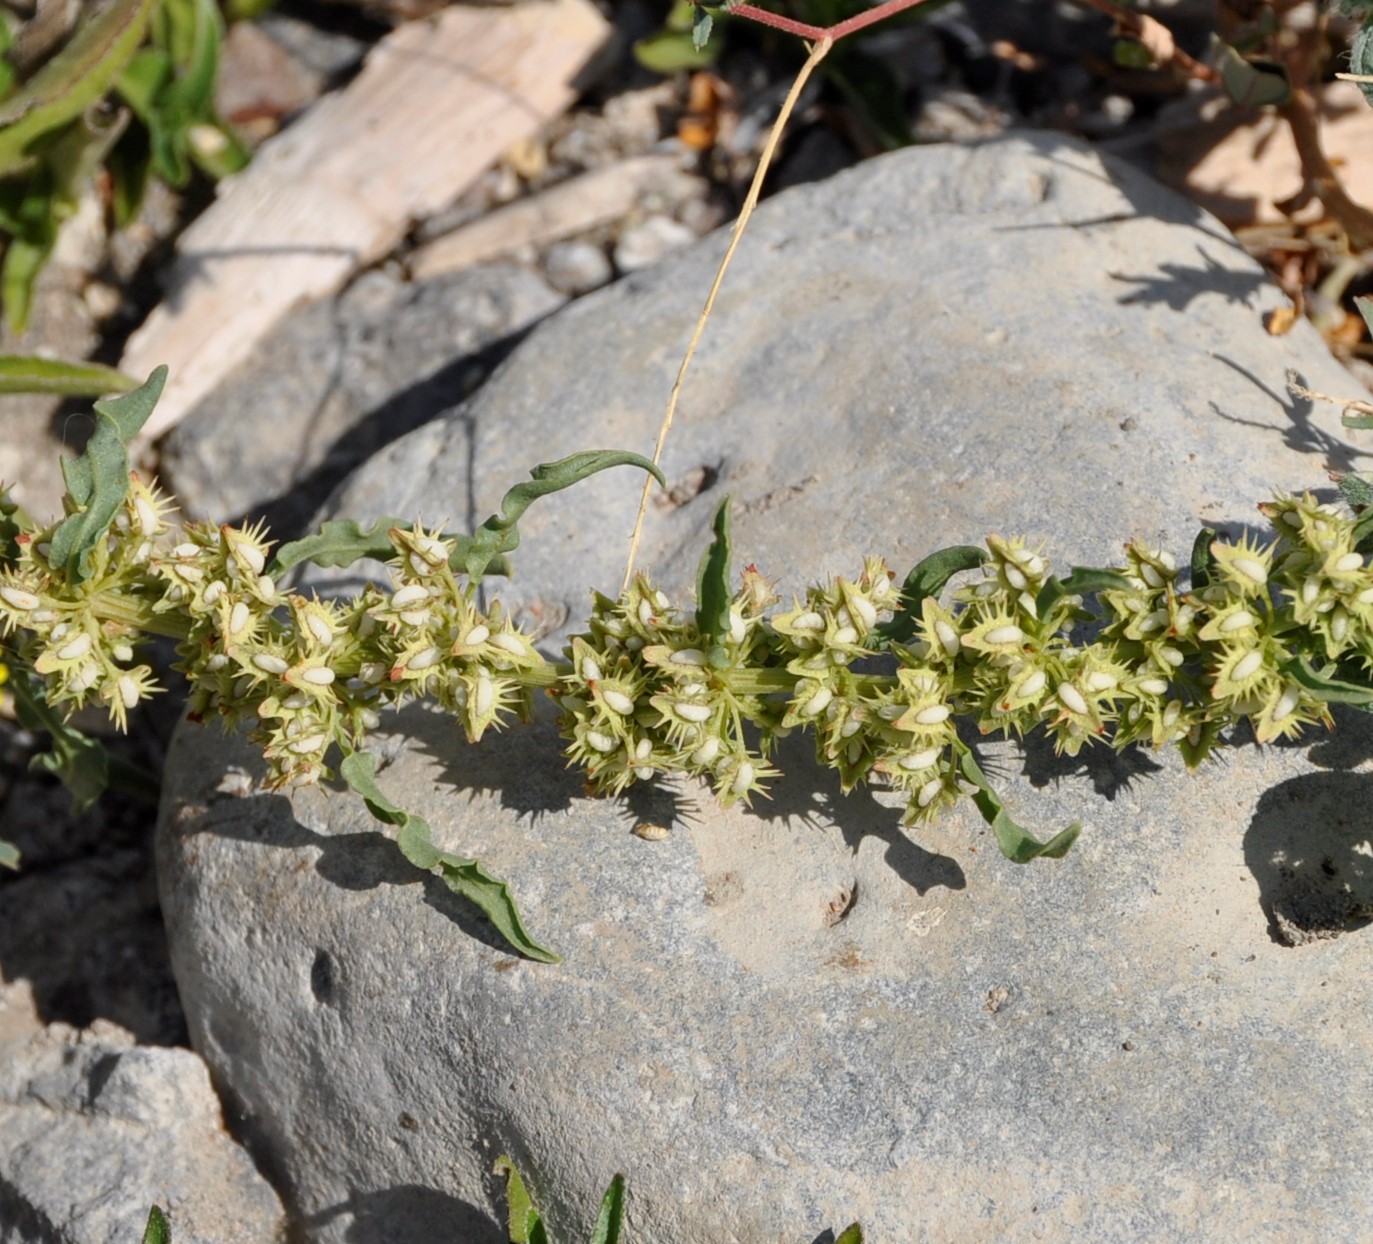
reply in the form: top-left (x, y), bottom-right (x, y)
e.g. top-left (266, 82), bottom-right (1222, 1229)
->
top-left (1245, 770), bottom-right (1373, 946)
top-left (303, 1184), bottom-right (501, 1244)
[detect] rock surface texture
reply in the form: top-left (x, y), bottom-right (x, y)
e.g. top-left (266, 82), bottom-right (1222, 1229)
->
top-left (0, 986), bottom-right (285, 1244)
top-left (159, 134), bottom-right (1373, 1242)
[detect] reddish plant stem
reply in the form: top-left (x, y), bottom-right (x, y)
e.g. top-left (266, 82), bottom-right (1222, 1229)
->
top-left (1072, 0), bottom-right (1219, 83)
top-left (727, 0), bottom-right (940, 43)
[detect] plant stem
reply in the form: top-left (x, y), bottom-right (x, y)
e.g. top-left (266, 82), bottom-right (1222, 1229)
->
top-left (1281, 87), bottom-right (1373, 250)
top-left (727, 0), bottom-right (941, 42)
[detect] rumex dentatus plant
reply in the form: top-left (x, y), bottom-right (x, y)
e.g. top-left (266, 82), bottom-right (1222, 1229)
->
top-left (7, 368), bottom-right (1373, 961)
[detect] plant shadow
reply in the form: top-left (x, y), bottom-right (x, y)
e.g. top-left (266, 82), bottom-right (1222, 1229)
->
top-left (302, 1184), bottom-right (502, 1244)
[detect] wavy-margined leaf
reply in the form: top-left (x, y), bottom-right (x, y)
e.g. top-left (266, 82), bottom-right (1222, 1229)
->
top-left (877, 545), bottom-right (987, 645)
top-left (1036, 567), bottom-right (1131, 616)
top-left (339, 749), bottom-right (560, 963)
top-left (141, 1206), bottom-right (171, 1244)
top-left (958, 747), bottom-right (1080, 862)
top-left (1279, 655), bottom-right (1373, 705)
top-left (48, 366), bottom-right (166, 583)
top-left (0, 355), bottom-right (137, 397)
top-left (271, 517), bottom-right (515, 581)
top-left (1337, 471), bottom-right (1373, 511)
top-left (494, 1156), bottom-right (549, 1244)
top-left (696, 496), bottom-right (733, 668)
top-left (459, 449), bottom-right (665, 583)
top-left (10, 672), bottom-right (109, 812)
top-left (0, 0), bottom-right (155, 176)
top-left (589, 1174), bottom-right (627, 1244)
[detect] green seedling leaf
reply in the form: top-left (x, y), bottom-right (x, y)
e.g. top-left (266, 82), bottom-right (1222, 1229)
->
top-left (494, 1156), bottom-right (549, 1244)
top-left (696, 496), bottom-right (733, 668)
top-left (1278, 656), bottom-right (1373, 704)
top-left (958, 747), bottom-right (1080, 862)
top-left (589, 1174), bottom-right (627, 1244)
top-left (0, 0), bottom-right (156, 176)
top-left (10, 671), bottom-right (109, 812)
top-left (459, 450), bottom-right (665, 583)
top-left (1189, 526), bottom-right (1217, 592)
top-left (877, 545), bottom-right (987, 644)
top-left (49, 365), bottom-right (166, 583)
top-left (1213, 38), bottom-right (1291, 108)
top-left (0, 355), bottom-right (137, 397)
top-left (834, 1225), bottom-right (864, 1244)
top-left (340, 750), bottom-right (560, 963)
top-left (142, 1206), bottom-right (171, 1244)
top-left (1337, 471), bottom-right (1373, 512)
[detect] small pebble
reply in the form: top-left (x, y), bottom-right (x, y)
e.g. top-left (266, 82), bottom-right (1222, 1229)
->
top-left (613, 216), bottom-right (696, 273)
top-left (543, 240), bottom-right (613, 295)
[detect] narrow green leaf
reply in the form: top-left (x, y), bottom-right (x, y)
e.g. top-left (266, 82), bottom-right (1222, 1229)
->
top-left (141, 1206), bottom-right (171, 1244)
top-left (10, 673), bottom-right (109, 812)
top-left (339, 750), bottom-right (560, 963)
top-left (494, 1156), bottom-right (544, 1244)
top-left (2, 222), bottom-right (53, 336)
top-left (0, 0), bottom-right (157, 176)
top-left (1278, 656), bottom-right (1373, 704)
top-left (0, 355), bottom-right (138, 397)
top-left (696, 496), bottom-right (733, 668)
top-left (877, 545), bottom-right (987, 644)
top-left (1036, 567), bottom-right (1131, 615)
top-left (834, 1225), bottom-right (864, 1244)
top-left (1352, 506), bottom-right (1373, 556)
top-left (270, 517), bottom-right (514, 580)
top-left (1189, 526), bottom-right (1217, 592)
top-left (48, 365), bottom-right (167, 582)
top-left (0, 838), bottom-right (19, 870)
top-left (460, 450), bottom-right (666, 583)
top-left (958, 747), bottom-right (1080, 863)
top-left (636, 27), bottom-right (718, 72)
top-left (589, 1174), bottom-right (627, 1244)
top-left (1213, 38), bottom-right (1291, 108)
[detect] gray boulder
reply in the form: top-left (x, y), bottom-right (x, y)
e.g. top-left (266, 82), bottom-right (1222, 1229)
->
top-left (0, 996), bottom-right (285, 1244)
top-left (159, 133), bottom-right (1373, 1241)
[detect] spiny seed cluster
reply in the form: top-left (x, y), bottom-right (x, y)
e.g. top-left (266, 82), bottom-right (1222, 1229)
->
top-left (0, 482), bottom-right (1368, 829)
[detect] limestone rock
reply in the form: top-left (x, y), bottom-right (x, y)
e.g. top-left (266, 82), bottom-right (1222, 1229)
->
top-left (158, 264), bottom-right (565, 536)
top-left (159, 134), bottom-right (1373, 1242)
top-left (0, 1016), bottom-right (285, 1243)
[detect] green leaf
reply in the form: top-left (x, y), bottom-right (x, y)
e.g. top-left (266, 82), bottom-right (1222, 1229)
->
top-left (1189, 526), bottom-right (1217, 592)
top-left (0, 838), bottom-right (18, 870)
top-left (0, 355), bottom-right (138, 397)
top-left (589, 1174), bottom-right (627, 1244)
top-left (459, 450), bottom-right (665, 583)
top-left (1112, 39), bottom-right (1154, 69)
top-left (339, 750), bottom-right (560, 963)
top-left (141, 1206), bottom-right (171, 1244)
top-left (696, 496), bottom-right (733, 668)
top-left (271, 517), bottom-right (514, 580)
top-left (1278, 656), bottom-right (1373, 704)
top-left (1036, 567), bottom-right (1131, 616)
top-left (0, 0), bottom-right (157, 176)
top-left (635, 28), bottom-right (720, 72)
top-left (691, 5), bottom-right (714, 52)
top-left (1213, 38), bottom-right (1291, 108)
top-left (1336, 472), bottom-right (1373, 511)
top-left (494, 1156), bottom-right (548, 1244)
top-left (877, 545), bottom-right (987, 644)
top-left (2, 216), bottom-right (54, 335)
top-left (48, 365), bottom-right (167, 583)
top-left (834, 1226), bottom-right (864, 1244)
top-left (10, 672), bottom-right (110, 812)
top-left (958, 747), bottom-right (1080, 863)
